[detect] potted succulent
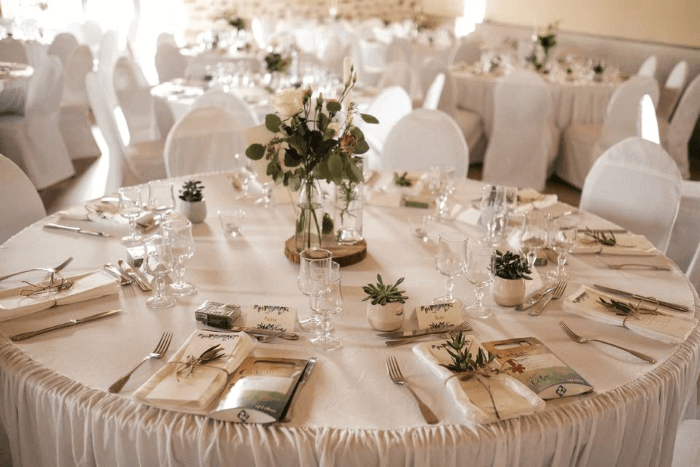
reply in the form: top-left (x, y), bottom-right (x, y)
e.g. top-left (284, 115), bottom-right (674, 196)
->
top-left (178, 180), bottom-right (207, 224)
top-left (362, 274), bottom-right (409, 331)
top-left (593, 62), bottom-right (606, 82)
top-left (490, 250), bottom-right (532, 306)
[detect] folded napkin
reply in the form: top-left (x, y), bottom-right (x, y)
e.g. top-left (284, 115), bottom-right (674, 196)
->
top-left (571, 234), bottom-right (657, 256)
top-left (412, 339), bottom-right (545, 424)
top-left (563, 285), bottom-right (698, 344)
top-left (515, 189), bottom-right (558, 214)
top-left (0, 271), bottom-right (119, 322)
top-left (134, 330), bottom-right (254, 412)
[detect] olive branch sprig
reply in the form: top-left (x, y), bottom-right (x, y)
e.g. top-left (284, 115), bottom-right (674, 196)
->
top-left (177, 344), bottom-right (227, 379)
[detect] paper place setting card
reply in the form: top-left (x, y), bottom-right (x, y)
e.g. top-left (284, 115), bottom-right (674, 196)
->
top-left (243, 305), bottom-right (297, 332)
top-left (415, 303), bottom-right (463, 330)
top-left (572, 233), bottom-right (657, 256)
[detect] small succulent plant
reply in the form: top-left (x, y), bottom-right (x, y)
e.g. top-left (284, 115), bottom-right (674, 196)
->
top-left (362, 274), bottom-right (409, 306)
top-left (322, 213), bottom-right (335, 235)
top-left (179, 180), bottom-right (204, 202)
top-left (491, 250), bottom-right (532, 280)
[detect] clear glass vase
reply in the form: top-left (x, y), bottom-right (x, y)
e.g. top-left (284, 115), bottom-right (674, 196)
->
top-left (295, 178), bottom-right (324, 252)
top-left (334, 180), bottom-right (363, 245)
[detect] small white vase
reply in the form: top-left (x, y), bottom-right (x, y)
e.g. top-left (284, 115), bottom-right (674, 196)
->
top-left (491, 276), bottom-right (526, 307)
top-left (180, 200), bottom-right (207, 224)
top-left (366, 302), bottom-right (404, 331)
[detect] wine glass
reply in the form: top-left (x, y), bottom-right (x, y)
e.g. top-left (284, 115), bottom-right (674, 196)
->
top-left (143, 235), bottom-right (176, 309)
top-left (520, 211), bottom-right (548, 270)
top-left (297, 248), bottom-right (332, 332)
top-left (429, 165), bottom-right (456, 221)
top-left (465, 244), bottom-right (495, 319)
top-left (433, 231), bottom-right (469, 308)
top-left (147, 180), bottom-right (176, 222)
top-left (118, 186), bottom-right (143, 247)
top-left (161, 218), bottom-right (196, 296)
top-left (547, 214), bottom-right (579, 280)
top-left (479, 185), bottom-right (507, 246)
top-left (497, 186), bottom-right (518, 239)
top-left (310, 262), bottom-right (343, 351)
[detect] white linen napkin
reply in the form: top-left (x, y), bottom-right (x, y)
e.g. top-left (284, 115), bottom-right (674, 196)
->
top-left (0, 271), bottom-right (119, 322)
top-left (412, 339), bottom-right (545, 424)
top-left (515, 189), bottom-right (558, 214)
top-left (134, 330), bottom-right (254, 412)
top-left (571, 234), bottom-right (657, 256)
top-left (562, 285), bottom-right (698, 344)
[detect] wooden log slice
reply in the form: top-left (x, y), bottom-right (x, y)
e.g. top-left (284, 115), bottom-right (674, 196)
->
top-left (284, 236), bottom-right (367, 267)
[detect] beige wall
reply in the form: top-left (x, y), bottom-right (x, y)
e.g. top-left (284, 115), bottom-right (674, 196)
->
top-left (484, 0), bottom-right (700, 48)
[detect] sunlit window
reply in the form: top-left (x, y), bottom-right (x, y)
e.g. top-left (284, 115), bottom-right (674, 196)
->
top-left (455, 0), bottom-right (486, 38)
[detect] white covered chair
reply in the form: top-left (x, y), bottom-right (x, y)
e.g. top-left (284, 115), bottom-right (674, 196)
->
top-left (419, 57), bottom-right (447, 99)
top-left (667, 180), bottom-right (700, 274)
top-left (448, 34), bottom-right (481, 68)
top-left (320, 37), bottom-right (350, 79)
top-left (637, 55), bottom-right (657, 78)
top-left (580, 137), bottom-right (681, 254)
top-left (355, 39), bottom-right (388, 86)
top-left (164, 106), bottom-right (247, 177)
top-left (640, 94), bottom-right (660, 144)
top-left (154, 43), bottom-right (187, 83)
top-left (79, 20), bottom-right (103, 55)
top-left (422, 73), bottom-right (445, 110)
top-left (47, 32), bottom-right (79, 68)
top-left (0, 56), bottom-right (74, 190)
top-left (97, 30), bottom-right (120, 82)
top-left (0, 37), bottom-right (28, 64)
top-left (386, 38), bottom-right (412, 63)
top-left (672, 419), bottom-right (700, 467)
top-left (660, 73), bottom-right (700, 180)
top-left (657, 60), bottom-right (688, 122)
top-left (376, 60), bottom-right (421, 102)
top-left (113, 55), bottom-right (159, 143)
top-left (382, 109), bottom-right (469, 178)
top-left (192, 90), bottom-right (259, 128)
top-left (360, 86), bottom-right (413, 170)
top-left (0, 153), bottom-right (46, 244)
top-left (482, 70), bottom-right (559, 191)
top-left (556, 75), bottom-right (659, 189)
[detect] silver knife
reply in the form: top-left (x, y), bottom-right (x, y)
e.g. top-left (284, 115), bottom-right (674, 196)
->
top-left (103, 264), bottom-right (133, 286)
top-left (118, 260), bottom-right (152, 292)
top-left (44, 223), bottom-right (111, 238)
top-left (378, 325), bottom-right (459, 339)
top-left (593, 284), bottom-right (693, 313)
top-left (229, 326), bottom-right (299, 340)
top-left (10, 309), bottom-right (121, 341)
top-left (283, 357), bottom-right (316, 422)
top-left (515, 283), bottom-right (558, 311)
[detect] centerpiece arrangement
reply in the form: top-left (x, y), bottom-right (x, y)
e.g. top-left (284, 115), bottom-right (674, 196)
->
top-left (528, 21), bottom-right (560, 72)
top-left (245, 65), bottom-right (378, 257)
top-left (490, 250), bottom-right (532, 306)
top-left (362, 274), bottom-right (409, 331)
top-left (179, 180), bottom-right (206, 224)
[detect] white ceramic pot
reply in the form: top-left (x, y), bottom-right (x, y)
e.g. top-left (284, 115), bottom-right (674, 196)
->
top-left (366, 302), bottom-right (404, 331)
top-left (491, 276), bottom-right (526, 307)
top-left (180, 200), bottom-right (207, 224)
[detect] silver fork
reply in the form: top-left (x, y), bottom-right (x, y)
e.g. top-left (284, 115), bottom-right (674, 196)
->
top-left (529, 279), bottom-right (568, 316)
top-left (558, 321), bottom-right (656, 364)
top-left (108, 332), bottom-right (173, 393)
top-left (0, 256), bottom-right (73, 282)
top-left (385, 321), bottom-right (471, 347)
top-left (385, 355), bottom-right (439, 424)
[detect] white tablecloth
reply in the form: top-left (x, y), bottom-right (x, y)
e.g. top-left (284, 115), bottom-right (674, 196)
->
top-left (0, 173), bottom-right (698, 466)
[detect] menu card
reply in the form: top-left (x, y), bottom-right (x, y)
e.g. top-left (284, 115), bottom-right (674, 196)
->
top-left (415, 303), bottom-right (463, 330)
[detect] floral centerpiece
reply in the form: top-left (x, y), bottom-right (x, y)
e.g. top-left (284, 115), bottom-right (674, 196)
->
top-left (264, 52), bottom-right (291, 74)
top-left (228, 17), bottom-right (246, 31)
top-left (528, 21), bottom-right (560, 71)
top-left (245, 66), bottom-right (378, 252)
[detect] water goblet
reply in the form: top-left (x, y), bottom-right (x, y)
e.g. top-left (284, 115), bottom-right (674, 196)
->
top-left (547, 214), bottom-right (579, 280)
top-left (408, 214), bottom-right (433, 243)
top-left (147, 180), bottom-right (175, 222)
top-left (433, 231), bottom-right (469, 308)
top-left (118, 186), bottom-right (143, 247)
top-left (143, 235), bottom-right (176, 309)
top-left (465, 244), bottom-right (495, 319)
top-left (479, 185), bottom-right (507, 246)
top-left (297, 248), bottom-right (332, 332)
top-left (161, 218), bottom-right (196, 296)
top-left (310, 262), bottom-right (343, 351)
top-left (497, 186), bottom-right (518, 239)
top-left (429, 165), bottom-right (456, 221)
top-left (520, 211), bottom-right (548, 270)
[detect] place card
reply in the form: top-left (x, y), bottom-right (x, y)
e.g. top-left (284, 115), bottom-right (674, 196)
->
top-left (243, 305), bottom-right (297, 332)
top-left (415, 302), bottom-right (463, 330)
top-left (456, 207), bottom-right (482, 226)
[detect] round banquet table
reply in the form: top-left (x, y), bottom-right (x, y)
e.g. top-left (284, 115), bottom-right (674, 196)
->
top-left (0, 172), bottom-right (699, 467)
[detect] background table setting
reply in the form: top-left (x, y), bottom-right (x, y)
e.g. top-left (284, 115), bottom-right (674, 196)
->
top-left (0, 170), bottom-right (698, 466)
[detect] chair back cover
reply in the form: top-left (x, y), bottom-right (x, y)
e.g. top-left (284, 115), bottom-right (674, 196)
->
top-left (320, 36), bottom-right (349, 78)
top-left (419, 57), bottom-right (446, 97)
top-left (47, 32), bottom-right (79, 68)
top-left (580, 137), bottom-right (681, 253)
top-left (386, 38), bottom-right (412, 63)
top-left (156, 32), bottom-right (177, 48)
top-left (361, 86), bottom-right (412, 159)
top-left (422, 73), bottom-right (445, 110)
top-left (657, 60), bottom-right (688, 122)
top-left (0, 38), bottom-right (28, 64)
top-left (357, 39), bottom-right (388, 74)
top-left (62, 45), bottom-right (93, 107)
top-left (79, 20), bottom-right (103, 53)
top-left (637, 55), bottom-right (657, 78)
top-left (663, 73), bottom-right (700, 179)
top-left (640, 94), bottom-right (660, 144)
top-left (482, 70), bottom-right (557, 190)
top-left (26, 56), bottom-right (63, 115)
top-left (192, 90), bottom-right (259, 128)
top-left (377, 61), bottom-right (420, 100)
top-left (164, 106), bottom-right (247, 177)
top-left (97, 30), bottom-right (120, 81)
top-left (382, 109), bottom-right (469, 178)
top-left (448, 34), bottom-right (481, 67)
top-left (154, 43), bottom-right (187, 83)
top-left (113, 55), bottom-right (157, 143)
top-left (0, 153), bottom-right (46, 244)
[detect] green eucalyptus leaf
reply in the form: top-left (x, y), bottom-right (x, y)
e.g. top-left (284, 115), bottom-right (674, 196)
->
top-left (327, 152), bottom-right (344, 178)
top-left (360, 113), bottom-right (379, 124)
top-left (245, 144), bottom-right (265, 161)
top-left (353, 139), bottom-right (369, 155)
top-left (323, 128), bottom-right (337, 140)
top-left (326, 101), bottom-right (342, 113)
top-left (265, 114), bottom-right (282, 133)
top-left (318, 112), bottom-right (329, 132)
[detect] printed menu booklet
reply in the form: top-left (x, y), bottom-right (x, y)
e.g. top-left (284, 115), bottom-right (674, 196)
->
top-left (210, 357), bottom-right (310, 424)
top-left (482, 337), bottom-right (593, 399)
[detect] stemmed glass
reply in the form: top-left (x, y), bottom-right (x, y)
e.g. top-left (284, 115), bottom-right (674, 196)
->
top-left (310, 262), bottom-right (343, 351)
top-left (429, 165), bottom-right (456, 221)
top-left (479, 185), bottom-right (507, 246)
top-left (147, 180), bottom-right (176, 222)
top-left (498, 186), bottom-right (518, 239)
top-left (465, 244), bottom-right (495, 319)
top-left (161, 218), bottom-right (196, 296)
top-left (547, 214), bottom-right (578, 280)
top-left (520, 211), bottom-right (548, 270)
top-left (297, 248), bottom-right (332, 332)
top-left (143, 235), bottom-right (176, 309)
top-left (118, 186), bottom-right (143, 247)
top-left (433, 231), bottom-right (469, 308)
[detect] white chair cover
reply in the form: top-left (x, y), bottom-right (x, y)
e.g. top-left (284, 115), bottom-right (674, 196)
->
top-left (482, 70), bottom-right (559, 191)
top-left (0, 38), bottom-right (28, 64)
top-left (79, 20), bottom-right (103, 54)
top-left (164, 106), bottom-right (247, 177)
top-left (660, 73), bottom-right (700, 180)
top-left (154, 43), bottom-right (187, 83)
top-left (439, 70), bottom-right (486, 162)
top-left (557, 76), bottom-right (659, 189)
top-left (0, 153), bottom-right (45, 244)
top-left (448, 34), bottom-right (481, 68)
top-left (386, 38), bottom-right (412, 63)
top-left (357, 39), bottom-right (388, 82)
top-left (422, 73), bottom-right (445, 110)
top-left (419, 57), bottom-right (446, 98)
top-left (191, 90), bottom-right (259, 128)
top-left (113, 56), bottom-right (158, 143)
top-left (97, 30), bottom-right (120, 82)
top-left (580, 137), bottom-right (681, 253)
top-left (320, 37), bottom-right (349, 78)
top-left (156, 33), bottom-right (177, 48)
top-left (0, 57), bottom-right (74, 190)
top-left (61, 45), bottom-right (93, 107)
top-left (47, 32), bottom-right (79, 68)
top-left (657, 60), bottom-right (688, 122)
top-left (376, 61), bottom-right (421, 102)
top-left (360, 86), bottom-right (412, 170)
top-left (640, 94), bottom-right (660, 144)
top-left (637, 55), bottom-right (657, 78)
top-left (671, 419), bottom-right (700, 467)
top-left (667, 180), bottom-right (700, 273)
top-left (382, 109), bottom-right (469, 178)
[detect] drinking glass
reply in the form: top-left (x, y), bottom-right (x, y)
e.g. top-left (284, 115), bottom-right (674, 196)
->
top-left (408, 214), bottom-right (433, 242)
top-left (479, 185), bottom-right (507, 246)
top-left (547, 214), bottom-right (578, 280)
top-left (429, 165), bottom-right (456, 221)
top-left (520, 211), bottom-right (548, 270)
top-left (143, 235), bottom-right (176, 309)
top-left (465, 244), bottom-right (495, 319)
top-left (147, 180), bottom-right (175, 222)
top-left (497, 186), bottom-right (518, 238)
top-left (297, 248), bottom-right (332, 332)
top-left (161, 218), bottom-right (196, 296)
top-left (310, 262), bottom-right (343, 351)
top-left (433, 231), bottom-right (469, 308)
top-left (255, 182), bottom-right (274, 208)
top-left (118, 186), bottom-right (143, 247)
top-left (218, 209), bottom-right (245, 238)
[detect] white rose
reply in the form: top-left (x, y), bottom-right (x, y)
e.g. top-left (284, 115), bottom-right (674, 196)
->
top-left (271, 88), bottom-right (306, 118)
